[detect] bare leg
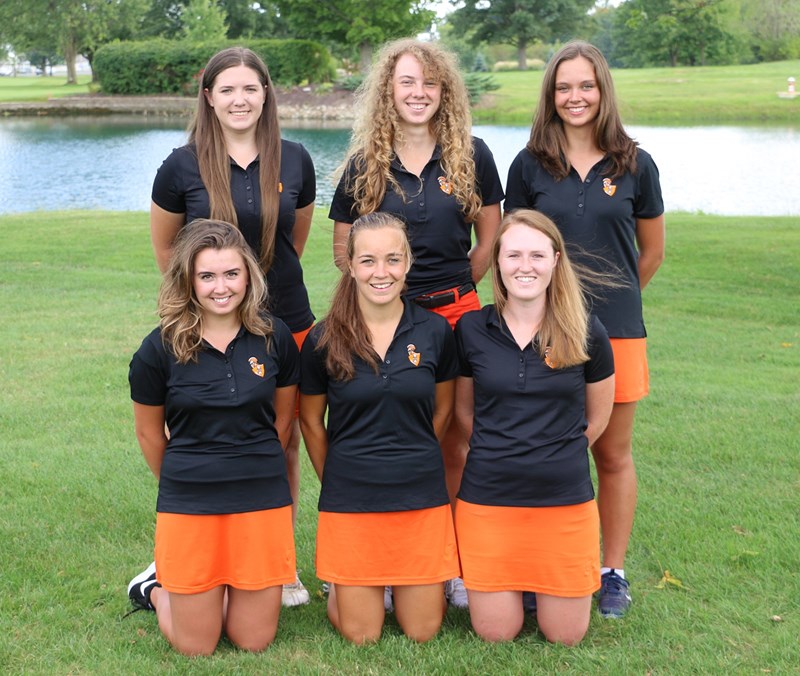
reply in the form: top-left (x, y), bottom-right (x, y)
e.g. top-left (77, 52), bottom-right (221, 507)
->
top-left (392, 583), bottom-right (447, 642)
top-left (466, 589), bottom-right (524, 642)
top-left (591, 401), bottom-right (638, 569)
top-left (225, 586), bottom-right (283, 651)
top-left (536, 593), bottom-right (592, 645)
top-left (327, 583), bottom-right (384, 644)
top-left (285, 419), bottom-right (301, 528)
top-left (150, 586), bottom-right (224, 657)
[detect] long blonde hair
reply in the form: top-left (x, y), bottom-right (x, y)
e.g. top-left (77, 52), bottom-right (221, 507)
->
top-left (189, 47), bottom-right (282, 271)
top-left (158, 219), bottom-right (272, 363)
top-left (527, 41), bottom-right (638, 181)
top-left (317, 213), bottom-right (413, 381)
top-left (492, 210), bottom-right (592, 368)
top-left (339, 38), bottom-right (482, 222)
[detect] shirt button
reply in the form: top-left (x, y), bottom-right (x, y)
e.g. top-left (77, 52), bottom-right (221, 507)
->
top-left (248, 199), bottom-right (253, 204)
top-left (578, 203), bottom-right (583, 208)
top-left (518, 373), bottom-right (524, 378)
top-left (227, 373), bottom-right (232, 378)
top-left (419, 202), bottom-right (424, 206)
top-left (246, 185), bottom-right (251, 191)
top-left (230, 388), bottom-right (235, 392)
top-left (382, 374), bottom-right (388, 379)
top-left (386, 358), bottom-right (391, 364)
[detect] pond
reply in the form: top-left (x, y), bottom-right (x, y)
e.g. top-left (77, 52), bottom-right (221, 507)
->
top-left (0, 116), bottom-right (798, 216)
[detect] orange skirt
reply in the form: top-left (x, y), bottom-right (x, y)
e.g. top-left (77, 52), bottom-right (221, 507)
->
top-left (428, 289), bottom-right (481, 329)
top-left (316, 505), bottom-right (459, 586)
top-left (455, 499), bottom-right (600, 597)
top-left (155, 506), bottom-right (295, 594)
top-left (610, 338), bottom-right (649, 403)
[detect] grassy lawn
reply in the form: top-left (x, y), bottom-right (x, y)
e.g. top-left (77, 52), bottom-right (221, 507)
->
top-left (0, 74), bottom-right (92, 102)
top-left (1, 209), bottom-right (798, 673)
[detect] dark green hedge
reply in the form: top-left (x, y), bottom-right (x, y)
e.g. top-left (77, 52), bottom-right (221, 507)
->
top-left (94, 39), bottom-right (332, 95)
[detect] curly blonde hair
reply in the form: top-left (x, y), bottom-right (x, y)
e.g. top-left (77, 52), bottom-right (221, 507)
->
top-left (158, 219), bottom-right (272, 363)
top-left (339, 38), bottom-right (482, 222)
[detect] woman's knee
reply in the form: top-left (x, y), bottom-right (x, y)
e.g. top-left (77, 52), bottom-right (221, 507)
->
top-left (337, 617), bottom-right (383, 645)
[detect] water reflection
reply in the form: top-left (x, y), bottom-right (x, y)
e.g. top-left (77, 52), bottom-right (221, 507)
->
top-left (0, 116), bottom-right (797, 216)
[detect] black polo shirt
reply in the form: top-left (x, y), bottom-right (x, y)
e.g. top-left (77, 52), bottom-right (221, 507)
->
top-left (504, 148), bottom-right (664, 338)
top-left (455, 306), bottom-right (614, 507)
top-left (300, 299), bottom-right (458, 512)
top-left (129, 320), bottom-right (300, 515)
top-left (328, 137), bottom-right (505, 298)
top-left (151, 139), bottom-right (316, 333)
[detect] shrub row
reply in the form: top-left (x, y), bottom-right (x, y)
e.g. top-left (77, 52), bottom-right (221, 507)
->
top-left (94, 39), bottom-right (332, 95)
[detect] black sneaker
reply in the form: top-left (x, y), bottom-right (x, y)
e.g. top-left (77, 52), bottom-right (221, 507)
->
top-left (597, 570), bottom-right (631, 618)
top-left (127, 562), bottom-right (160, 611)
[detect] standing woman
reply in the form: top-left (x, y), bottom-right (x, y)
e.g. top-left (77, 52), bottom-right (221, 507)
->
top-left (126, 220), bottom-right (299, 656)
top-left (299, 213), bottom-right (459, 644)
top-left (150, 47), bottom-right (316, 606)
top-left (454, 210), bottom-right (615, 645)
top-left (328, 38), bottom-right (504, 607)
top-left (504, 41), bottom-right (665, 618)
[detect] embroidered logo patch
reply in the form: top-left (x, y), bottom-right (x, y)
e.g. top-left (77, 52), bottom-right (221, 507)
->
top-left (437, 176), bottom-right (453, 195)
top-left (602, 178), bottom-right (617, 197)
top-left (248, 357), bottom-right (265, 377)
top-left (407, 343), bottom-right (421, 366)
top-left (278, 181), bottom-right (283, 193)
top-left (543, 346), bottom-right (559, 369)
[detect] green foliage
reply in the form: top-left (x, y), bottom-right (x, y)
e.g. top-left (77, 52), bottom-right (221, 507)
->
top-left (336, 73), bottom-right (364, 91)
top-left (463, 72), bottom-right (501, 104)
top-left (182, 0), bottom-right (229, 42)
top-left (93, 38), bottom-right (332, 94)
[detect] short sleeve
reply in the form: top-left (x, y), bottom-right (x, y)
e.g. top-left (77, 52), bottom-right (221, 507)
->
top-left (454, 315), bottom-right (474, 378)
top-left (129, 331), bottom-right (169, 405)
top-left (473, 137), bottom-right (505, 207)
top-left (299, 325), bottom-right (330, 395)
top-left (634, 149), bottom-right (664, 219)
top-left (273, 319), bottom-right (301, 388)
top-left (296, 143), bottom-right (316, 209)
top-left (584, 315), bottom-right (615, 383)
top-left (327, 157), bottom-right (359, 223)
top-left (435, 319), bottom-right (459, 383)
top-left (504, 149), bottom-right (533, 212)
top-left (151, 147), bottom-right (189, 214)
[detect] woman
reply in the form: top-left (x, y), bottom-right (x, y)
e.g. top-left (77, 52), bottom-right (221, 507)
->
top-left (126, 220), bottom-right (299, 655)
top-left (454, 209), bottom-right (615, 645)
top-left (504, 41), bottom-right (665, 618)
top-left (328, 37), bottom-right (504, 608)
top-left (150, 46), bottom-right (315, 605)
top-left (299, 213), bottom-right (459, 644)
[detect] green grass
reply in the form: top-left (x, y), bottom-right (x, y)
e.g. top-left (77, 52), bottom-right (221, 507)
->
top-left (1, 210), bottom-right (799, 673)
top-left (0, 74), bottom-right (92, 102)
top-left (474, 60), bottom-right (800, 125)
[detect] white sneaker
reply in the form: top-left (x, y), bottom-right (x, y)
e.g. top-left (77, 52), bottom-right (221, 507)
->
top-left (282, 572), bottom-right (310, 607)
top-left (445, 577), bottom-right (469, 608)
top-left (384, 586), bottom-right (393, 612)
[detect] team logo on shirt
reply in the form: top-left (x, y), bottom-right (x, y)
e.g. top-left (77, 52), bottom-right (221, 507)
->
top-left (543, 346), bottom-right (559, 369)
top-left (602, 178), bottom-right (617, 197)
top-left (248, 357), bottom-right (266, 377)
top-left (407, 343), bottom-right (421, 366)
top-left (437, 176), bottom-right (453, 195)
top-left (278, 182), bottom-right (283, 193)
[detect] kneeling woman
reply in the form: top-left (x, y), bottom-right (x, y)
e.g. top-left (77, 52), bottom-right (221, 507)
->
top-left (300, 213), bottom-right (459, 644)
top-left (127, 220), bottom-right (299, 656)
top-left (454, 210), bottom-right (615, 645)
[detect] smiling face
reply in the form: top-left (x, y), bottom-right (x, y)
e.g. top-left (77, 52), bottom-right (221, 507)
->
top-left (553, 56), bottom-right (601, 130)
top-left (349, 226), bottom-right (410, 309)
top-left (204, 64), bottom-right (266, 137)
top-left (497, 223), bottom-right (559, 305)
top-left (392, 53), bottom-right (442, 130)
top-left (192, 247), bottom-right (249, 320)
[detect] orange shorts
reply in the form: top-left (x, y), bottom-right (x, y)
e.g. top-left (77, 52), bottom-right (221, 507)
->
top-left (454, 499), bottom-right (600, 597)
top-left (610, 338), bottom-right (649, 403)
top-left (316, 505), bottom-right (460, 586)
top-left (155, 506), bottom-right (295, 594)
top-left (291, 325), bottom-right (313, 417)
top-left (427, 289), bottom-right (481, 329)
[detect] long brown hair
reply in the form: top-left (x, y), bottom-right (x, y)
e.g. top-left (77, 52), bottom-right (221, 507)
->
top-left (317, 213), bottom-right (413, 380)
top-left (527, 41), bottom-right (638, 181)
top-left (339, 38), bottom-right (482, 222)
top-left (492, 210), bottom-right (592, 367)
top-left (189, 47), bottom-right (282, 271)
top-left (158, 219), bottom-right (272, 364)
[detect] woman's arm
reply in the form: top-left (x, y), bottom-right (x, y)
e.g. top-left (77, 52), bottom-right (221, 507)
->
top-left (299, 393), bottom-right (328, 481)
top-left (584, 375), bottom-right (615, 447)
top-left (150, 202), bottom-right (185, 273)
top-left (432, 379), bottom-right (456, 444)
top-left (636, 214), bottom-right (665, 290)
top-left (273, 384), bottom-right (298, 452)
top-left (469, 202), bottom-right (502, 284)
top-left (132, 402), bottom-right (168, 479)
top-left (454, 376), bottom-right (475, 441)
top-left (292, 203), bottom-right (314, 259)
top-left (332, 220), bottom-right (351, 272)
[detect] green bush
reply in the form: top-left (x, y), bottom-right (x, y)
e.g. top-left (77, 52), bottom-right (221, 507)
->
top-left (94, 39), bottom-right (332, 95)
top-left (463, 72), bottom-right (501, 104)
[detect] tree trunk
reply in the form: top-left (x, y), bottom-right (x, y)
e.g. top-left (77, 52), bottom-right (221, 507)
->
top-left (517, 41), bottom-right (528, 70)
top-left (63, 37), bottom-right (78, 85)
top-left (359, 42), bottom-right (372, 74)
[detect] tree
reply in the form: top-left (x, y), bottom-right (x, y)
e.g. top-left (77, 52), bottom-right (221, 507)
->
top-left (222, 0), bottom-right (289, 39)
top-left (182, 0), bottom-right (229, 41)
top-left (276, 0), bottom-right (435, 72)
top-left (741, 0), bottom-right (800, 60)
top-left (447, 0), bottom-right (595, 69)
